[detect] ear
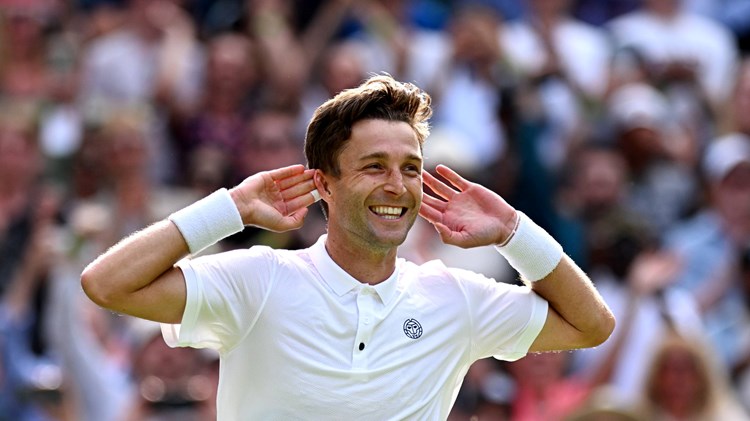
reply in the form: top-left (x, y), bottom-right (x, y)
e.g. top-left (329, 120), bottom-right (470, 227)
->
top-left (313, 170), bottom-right (332, 201)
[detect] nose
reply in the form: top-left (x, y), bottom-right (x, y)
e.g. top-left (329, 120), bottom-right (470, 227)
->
top-left (383, 169), bottom-right (406, 195)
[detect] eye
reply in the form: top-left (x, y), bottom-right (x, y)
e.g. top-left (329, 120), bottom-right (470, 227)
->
top-left (403, 164), bottom-right (421, 175)
top-left (363, 162), bottom-right (384, 172)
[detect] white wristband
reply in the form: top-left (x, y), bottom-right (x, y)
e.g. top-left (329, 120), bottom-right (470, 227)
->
top-left (168, 188), bottom-right (244, 254)
top-left (495, 212), bottom-right (563, 282)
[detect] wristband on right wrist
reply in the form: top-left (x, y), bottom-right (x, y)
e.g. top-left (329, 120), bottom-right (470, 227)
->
top-left (495, 212), bottom-right (563, 282)
top-left (168, 188), bottom-right (244, 255)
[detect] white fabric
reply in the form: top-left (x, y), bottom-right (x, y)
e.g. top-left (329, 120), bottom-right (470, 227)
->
top-left (500, 18), bottom-right (612, 99)
top-left (608, 10), bottom-right (738, 104)
top-left (431, 68), bottom-right (507, 168)
top-left (168, 188), bottom-right (244, 254)
top-left (162, 235), bottom-right (547, 420)
top-left (496, 212), bottom-right (564, 282)
top-left (499, 18), bottom-right (612, 170)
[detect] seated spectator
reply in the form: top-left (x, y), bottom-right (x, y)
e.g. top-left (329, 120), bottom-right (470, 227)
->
top-left (636, 332), bottom-right (749, 420)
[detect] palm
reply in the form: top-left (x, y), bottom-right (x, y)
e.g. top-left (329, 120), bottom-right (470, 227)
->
top-left (233, 165), bottom-right (318, 232)
top-left (419, 165), bottom-right (516, 248)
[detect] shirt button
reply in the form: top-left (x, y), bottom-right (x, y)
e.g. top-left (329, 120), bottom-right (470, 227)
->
top-left (359, 342), bottom-right (365, 351)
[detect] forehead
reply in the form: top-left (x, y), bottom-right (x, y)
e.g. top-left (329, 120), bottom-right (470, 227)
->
top-left (341, 119), bottom-right (422, 160)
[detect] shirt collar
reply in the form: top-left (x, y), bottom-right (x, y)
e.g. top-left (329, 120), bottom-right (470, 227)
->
top-left (308, 235), bottom-right (400, 305)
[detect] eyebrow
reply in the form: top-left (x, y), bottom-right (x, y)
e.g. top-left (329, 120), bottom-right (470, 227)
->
top-left (358, 152), bottom-right (423, 165)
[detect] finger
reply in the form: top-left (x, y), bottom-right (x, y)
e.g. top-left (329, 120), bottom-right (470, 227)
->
top-left (276, 169), bottom-right (314, 190)
top-left (432, 221), bottom-right (455, 244)
top-left (435, 164), bottom-right (471, 192)
top-left (276, 207), bottom-right (309, 232)
top-left (280, 179), bottom-right (317, 201)
top-left (283, 188), bottom-right (319, 214)
top-left (418, 200), bottom-right (443, 224)
top-left (421, 192), bottom-right (447, 212)
top-left (268, 164), bottom-right (307, 183)
top-left (422, 170), bottom-right (457, 200)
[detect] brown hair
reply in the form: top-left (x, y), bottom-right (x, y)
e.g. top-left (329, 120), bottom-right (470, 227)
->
top-left (304, 74), bottom-right (432, 178)
top-left (638, 333), bottom-right (747, 420)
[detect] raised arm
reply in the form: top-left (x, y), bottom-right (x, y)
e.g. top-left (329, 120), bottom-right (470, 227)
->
top-left (419, 165), bottom-right (615, 352)
top-left (81, 165), bottom-right (318, 324)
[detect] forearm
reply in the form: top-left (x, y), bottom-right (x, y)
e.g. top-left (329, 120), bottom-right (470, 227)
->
top-left (496, 212), bottom-right (614, 351)
top-left (80, 167), bottom-right (313, 321)
top-left (531, 257), bottom-right (615, 348)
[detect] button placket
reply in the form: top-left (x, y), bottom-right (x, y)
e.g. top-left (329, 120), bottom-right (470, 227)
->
top-left (352, 287), bottom-right (377, 370)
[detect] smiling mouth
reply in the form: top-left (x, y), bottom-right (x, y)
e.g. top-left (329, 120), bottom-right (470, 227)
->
top-left (370, 206), bottom-right (407, 220)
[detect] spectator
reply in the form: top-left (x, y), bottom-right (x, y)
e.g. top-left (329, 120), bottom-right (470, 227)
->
top-left (0, 103), bottom-right (44, 295)
top-left (608, 0), bottom-right (739, 110)
top-left (636, 332), bottom-right (749, 420)
top-left (665, 133), bottom-right (750, 368)
top-left (120, 322), bottom-right (218, 421)
top-left (224, 107), bottom-right (325, 250)
top-left (0, 183), bottom-right (66, 421)
top-left (499, 0), bottom-right (613, 178)
top-left (606, 82), bottom-right (700, 235)
top-left (298, 40), bottom-right (367, 136)
top-left (448, 358), bottom-right (513, 420)
top-left (506, 351), bottom-right (590, 421)
top-left (0, 0), bottom-right (747, 417)
top-left (171, 32), bottom-right (259, 188)
top-left (0, 0), bottom-right (57, 101)
top-left (556, 142), bottom-right (705, 404)
top-left (92, 110), bottom-right (198, 248)
top-left (426, 4), bottom-right (509, 176)
top-left (79, 0), bottom-right (205, 183)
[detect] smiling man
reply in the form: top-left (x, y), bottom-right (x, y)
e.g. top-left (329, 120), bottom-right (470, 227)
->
top-left (81, 75), bottom-right (614, 420)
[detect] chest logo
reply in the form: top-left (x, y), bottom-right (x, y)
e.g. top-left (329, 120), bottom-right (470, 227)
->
top-left (403, 318), bottom-right (423, 339)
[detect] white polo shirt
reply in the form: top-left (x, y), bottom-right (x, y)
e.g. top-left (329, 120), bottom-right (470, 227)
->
top-left (162, 235), bottom-right (547, 420)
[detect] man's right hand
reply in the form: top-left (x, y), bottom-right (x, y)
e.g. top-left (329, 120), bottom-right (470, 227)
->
top-left (230, 164), bottom-right (319, 232)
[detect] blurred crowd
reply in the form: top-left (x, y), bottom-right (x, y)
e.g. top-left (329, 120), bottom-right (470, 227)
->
top-left (1, 0), bottom-right (750, 420)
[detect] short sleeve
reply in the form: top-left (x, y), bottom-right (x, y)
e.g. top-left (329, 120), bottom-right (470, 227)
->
top-left (161, 246), bottom-right (277, 352)
top-left (452, 268), bottom-right (548, 361)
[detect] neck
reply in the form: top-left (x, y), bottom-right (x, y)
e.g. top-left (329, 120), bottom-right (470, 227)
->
top-left (324, 232), bottom-right (398, 285)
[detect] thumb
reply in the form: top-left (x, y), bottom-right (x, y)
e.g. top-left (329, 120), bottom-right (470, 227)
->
top-left (433, 222), bottom-right (455, 244)
top-left (279, 207), bottom-right (309, 231)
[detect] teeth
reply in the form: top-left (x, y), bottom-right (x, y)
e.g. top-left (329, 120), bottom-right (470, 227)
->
top-left (371, 206), bottom-right (403, 219)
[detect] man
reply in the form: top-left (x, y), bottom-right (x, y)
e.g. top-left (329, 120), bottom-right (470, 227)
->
top-left (81, 75), bottom-right (614, 419)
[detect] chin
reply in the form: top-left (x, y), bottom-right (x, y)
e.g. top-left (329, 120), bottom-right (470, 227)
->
top-left (369, 230), bottom-right (410, 249)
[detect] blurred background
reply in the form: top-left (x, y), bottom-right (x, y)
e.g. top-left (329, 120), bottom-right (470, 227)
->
top-left (1, 0), bottom-right (750, 419)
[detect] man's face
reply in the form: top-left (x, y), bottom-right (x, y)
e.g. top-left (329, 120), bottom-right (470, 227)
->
top-left (322, 119), bottom-right (423, 252)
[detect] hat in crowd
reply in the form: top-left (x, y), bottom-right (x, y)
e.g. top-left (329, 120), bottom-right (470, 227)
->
top-left (703, 132), bottom-right (750, 183)
top-left (607, 82), bottom-right (669, 132)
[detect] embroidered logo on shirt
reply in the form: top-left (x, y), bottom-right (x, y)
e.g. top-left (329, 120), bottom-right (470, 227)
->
top-left (403, 318), bottom-right (423, 339)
